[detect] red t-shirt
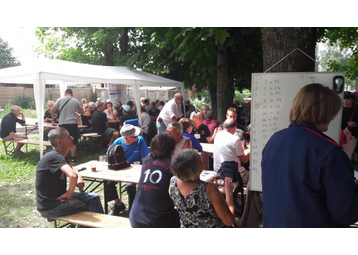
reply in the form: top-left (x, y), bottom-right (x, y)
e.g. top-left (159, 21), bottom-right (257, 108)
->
top-left (202, 119), bottom-right (220, 135)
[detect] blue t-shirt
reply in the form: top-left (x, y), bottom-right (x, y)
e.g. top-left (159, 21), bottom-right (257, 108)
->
top-left (111, 136), bottom-right (149, 163)
top-left (183, 131), bottom-right (202, 152)
top-left (129, 156), bottom-right (179, 228)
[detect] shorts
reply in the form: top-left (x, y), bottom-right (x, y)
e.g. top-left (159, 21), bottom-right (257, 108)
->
top-left (1, 133), bottom-right (23, 140)
top-left (59, 124), bottom-right (79, 145)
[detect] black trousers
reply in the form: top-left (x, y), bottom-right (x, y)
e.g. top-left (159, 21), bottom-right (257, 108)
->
top-left (105, 181), bottom-right (136, 211)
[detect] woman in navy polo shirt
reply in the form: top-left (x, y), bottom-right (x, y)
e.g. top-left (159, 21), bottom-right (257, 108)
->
top-left (262, 83), bottom-right (358, 227)
top-left (129, 133), bottom-right (180, 228)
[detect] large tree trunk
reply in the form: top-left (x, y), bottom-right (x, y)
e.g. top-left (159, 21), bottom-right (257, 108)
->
top-left (120, 28), bottom-right (129, 56)
top-left (216, 50), bottom-right (233, 123)
top-left (105, 40), bottom-right (114, 66)
top-left (261, 28), bottom-right (317, 72)
top-left (209, 84), bottom-right (217, 119)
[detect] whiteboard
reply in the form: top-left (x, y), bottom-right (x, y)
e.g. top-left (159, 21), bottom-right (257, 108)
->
top-left (249, 72), bottom-right (345, 192)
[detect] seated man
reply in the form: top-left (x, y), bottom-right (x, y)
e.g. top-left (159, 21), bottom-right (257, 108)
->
top-left (36, 128), bottom-right (104, 220)
top-left (203, 110), bottom-right (220, 136)
top-left (190, 112), bottom-right (216, 143)
top-left (44, 100), bottom-right (60, 141)
top-left (92, 102), bottom-right (119, 146)
top-left (106, 124), bottom-right (149, 215)
top-left (214, 119), bottom-right (250, 184)
top-left (119, 104), bottom-right (137, 127)
top-left (0, 105), bottom-right (28, 154)
top-left (166, 122), bottom-right (191, 155)
top-left (44, 100), bottom-right (60, 123)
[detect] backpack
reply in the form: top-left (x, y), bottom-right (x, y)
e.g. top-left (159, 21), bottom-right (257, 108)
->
top-left (106, 144), bottom-right (130, 170)
top-left (218, 161), bottom-right (240, 182)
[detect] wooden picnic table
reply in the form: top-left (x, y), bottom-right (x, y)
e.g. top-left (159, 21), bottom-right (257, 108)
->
top-left (75, 161), bottom-right (142, 214)
top-left (75, 160), bottom-right (216, 214)
top-left (200, 143), bottom-right (215, 154)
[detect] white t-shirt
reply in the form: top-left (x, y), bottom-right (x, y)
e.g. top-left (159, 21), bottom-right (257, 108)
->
top-left (213, 130), bottom-right (244, 172)
top-left (157, 98), bottom-right (183, 127)
top-left (104, 109), bottom-right (117, 120)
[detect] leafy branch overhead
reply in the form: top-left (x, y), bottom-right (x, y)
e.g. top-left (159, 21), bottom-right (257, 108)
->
top-left (0, 37), bottom-right (21, 69)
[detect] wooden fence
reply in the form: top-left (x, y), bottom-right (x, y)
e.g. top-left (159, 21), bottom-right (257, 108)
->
top-left (0, 86), bottom-right (93, 108)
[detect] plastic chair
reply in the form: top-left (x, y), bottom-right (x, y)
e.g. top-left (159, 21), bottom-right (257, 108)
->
top-left (124, 119), bottom-right (139, 127)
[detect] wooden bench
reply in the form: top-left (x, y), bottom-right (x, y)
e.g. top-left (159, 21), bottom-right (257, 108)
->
top-left (350, 222), bottom-right (358, 228)
top-left (0, 138), bottom-right (51, 154)
top-left (79, 133), bottom-right (103, 147)
top-left (50, 211), bottom-right (131, 228)
top-left (80, 133), bottom-right (102, 138)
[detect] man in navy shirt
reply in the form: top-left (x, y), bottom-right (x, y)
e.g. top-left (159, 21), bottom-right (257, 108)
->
top-left (0, 105), bottom-right (27, 154)
top-left (262, 84), bottom-right (358, 227)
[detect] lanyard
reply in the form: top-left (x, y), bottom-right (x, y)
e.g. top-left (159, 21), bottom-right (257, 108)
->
top-left (304, 127), bottom-right (341, 148)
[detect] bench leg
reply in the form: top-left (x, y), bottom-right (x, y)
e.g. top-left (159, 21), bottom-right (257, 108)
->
top-left (2, 141), bottom-right (14, 155)
top-left (51, 219), bottom-right (75, 228)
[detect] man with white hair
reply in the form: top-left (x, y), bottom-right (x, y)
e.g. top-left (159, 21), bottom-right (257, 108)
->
top-left (166, 122), bottom-right (191, 155)
top-left (0, 105), bottom-right (28, 154)
top-left (156, 93), bottom-right (184, 134)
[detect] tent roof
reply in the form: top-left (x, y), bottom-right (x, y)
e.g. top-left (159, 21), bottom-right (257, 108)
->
top-left (0, 58), bottom-right (184, 87)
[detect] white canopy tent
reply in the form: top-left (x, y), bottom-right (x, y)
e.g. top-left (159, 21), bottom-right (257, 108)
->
top-left (0, 58), bottom-right (185, 157)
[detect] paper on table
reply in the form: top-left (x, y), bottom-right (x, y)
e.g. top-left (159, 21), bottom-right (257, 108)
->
top-left (200, 171), bottom-right (217, 182)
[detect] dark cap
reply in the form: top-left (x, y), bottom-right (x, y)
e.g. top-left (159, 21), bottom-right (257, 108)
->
top-left (344, 91), bottom-right (355, 100)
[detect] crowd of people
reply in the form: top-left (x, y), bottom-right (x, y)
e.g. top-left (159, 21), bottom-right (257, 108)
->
top-left (4, 85), bottom-right (358, 228)
top-left (31, 90), bottom-right (252, 228)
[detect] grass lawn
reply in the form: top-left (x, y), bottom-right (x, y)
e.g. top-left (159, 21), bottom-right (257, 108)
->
top-left (0, 136), bottom-right (110, 228)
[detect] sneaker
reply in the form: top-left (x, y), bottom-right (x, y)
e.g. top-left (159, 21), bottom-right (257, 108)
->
top-left (109, 202), bottom-right (126, 216)
top-left (70, 157), bottom-right (76, 164)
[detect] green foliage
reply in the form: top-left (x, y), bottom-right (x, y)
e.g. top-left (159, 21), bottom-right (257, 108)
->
top-left (234, 90), bottom-right (244, 104)
top-left (35, 27), bottom-right (127, 66)
top-left (190, 89), bottom-right (212, 111)
top-left (0, 37), bottom-right (21, 69)
top-left (16, 96), bottom-right (36, 110)
top-left (320, 28), bottom-right (358, 81)
top-left (0, 102), bottom-right (13, 119)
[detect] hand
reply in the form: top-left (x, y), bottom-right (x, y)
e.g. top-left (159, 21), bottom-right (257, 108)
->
top-left (207, 173), bottom-right (220, 183)
top-left (223, 177), bottom-right (234, 194)
top-left (77, 182), bottom-right (85, 192)
top-left (348, 121), bottom-right (357, 128)
top-left (77, 176), bottom-right (85, 192)
top-left (158, 117), bottom-right (162, 123)
top-left (56, 191), bottom-right (73, 202)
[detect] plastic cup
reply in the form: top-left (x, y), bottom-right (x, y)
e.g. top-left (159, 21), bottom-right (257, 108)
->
top-left (90, 163), bottom-right (97, 172)
top-left (133, 161), bottom-right (141, 165)
top-left (99, 155), bottom-right (107, 162)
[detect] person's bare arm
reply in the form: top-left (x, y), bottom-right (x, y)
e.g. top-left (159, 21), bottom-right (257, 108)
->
top-left (239, 152), bottom-right (250, 164)
top-left (206, 180), bottom-right (235, 226)
top-left (56, 164), bottom-right (78, 202)
top-left (182, 138), bottom-right (192, 149)
top-left (50, 106), bottom-right (57, 117)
